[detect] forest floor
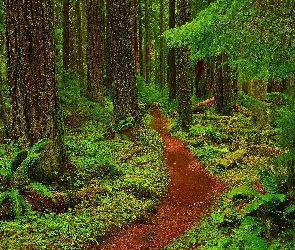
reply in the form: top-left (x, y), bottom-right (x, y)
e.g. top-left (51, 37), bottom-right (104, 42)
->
top-left (98, 109), bottom-right (224, 250)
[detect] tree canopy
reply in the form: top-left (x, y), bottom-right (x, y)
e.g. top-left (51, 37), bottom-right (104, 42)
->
top-left (165, 0), bottom-right (295, 81)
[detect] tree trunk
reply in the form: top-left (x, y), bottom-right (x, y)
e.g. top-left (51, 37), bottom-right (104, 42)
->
top-left (160, 0), bottom-right (165, 90)
top-left (63, 0), bottom-right (70, 70)
top-left (177, 0), bottom-right (192, 128)
top-left (86, 0), bottom-right (104, 105)
top-left (168, 0), bottom-right (176, 100)
top-left (144, 0), bottom-right (151, 85)
top-left (105, 0), bottom-right (113, 94)
top-left (109, 0), bottom-right (139, 122)
top-left (213, 53), bottom-right (232, 115)
top-left (5, 0), bottom-right (67, 181)
top-left (138, 0), bottom-right (144, 77)
top-left (132, 0), bottom-right (139, 73)
top-left (75, 0), bottom-right (85, 85)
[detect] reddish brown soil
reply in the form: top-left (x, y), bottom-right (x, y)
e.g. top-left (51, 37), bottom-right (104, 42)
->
top-left (98, 110), bottom-right (224, 250)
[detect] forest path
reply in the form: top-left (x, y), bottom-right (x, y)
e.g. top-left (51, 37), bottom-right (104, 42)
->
top-left (98, 109), bottom-right (223, 250)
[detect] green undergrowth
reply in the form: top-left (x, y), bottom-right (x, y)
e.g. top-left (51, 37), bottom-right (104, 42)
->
top-left (164, 93), bottom-right (295, 249)
top-left (0, 90), bottom-right (168, 249)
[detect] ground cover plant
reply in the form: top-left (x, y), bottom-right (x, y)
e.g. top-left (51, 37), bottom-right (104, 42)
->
top-left (0, 77), bottom-right (168, 249)
top-left (163, 92), bottom-right (295, 249)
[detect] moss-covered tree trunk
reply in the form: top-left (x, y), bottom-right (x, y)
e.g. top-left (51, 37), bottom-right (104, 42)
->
top-left (86, 0), bottom-right (104, 105)
top-left (108, 0), bottom-right (139, 122)
top-left (176, 0), bottom-right (192, 128)
top-left (5, 0), bottom-right (67, 181)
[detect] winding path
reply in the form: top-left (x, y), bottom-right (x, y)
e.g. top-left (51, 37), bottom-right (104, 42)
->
top-left (98, 110), bottom-right (223, 249)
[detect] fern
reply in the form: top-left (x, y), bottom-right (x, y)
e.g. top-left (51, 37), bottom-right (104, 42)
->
top-left (0, 190), bottom-right (8, 205)
top-left (284, 203), bottom-right (295, 217)
top-left (228, 185), bottom-right (260, 199)
top-left (255, 168), bottom-right (278, 194)
top-left (244, 234), bottom-right (269, 250)
top-left (30, 182), bottom-right (56, 203)
top-left (9, 188), bottom-right (31, 219)
top-left (16, 139), bottom-right (50, 177)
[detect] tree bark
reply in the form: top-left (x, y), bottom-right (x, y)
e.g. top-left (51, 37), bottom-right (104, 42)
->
top-left (138, 0), bottom-right (144, 77)
top-left (5, 0), bottom-right (67, 181)
top-left (63, 0), bottom-right (70, 70)
top-left (132, 0), bottom-right (139, 73)
top-left (86, 0), bottom-right (104, 105)
top-left (168, 0), bottom-right (176, 100)
top-left (75, 0), bottom-right (85, 85)
top-left (144, 0), bottom-right (151, 85)
top-left (176, 0), bottom-right (192, 129)
top-left (109, 0), bottom-right (139, 122)
top-left (213, 53), bottom-right (232, 115)
top-left (160, 0), bottom-right (165, 90)
top-left (105, 0), bottom-right (113, 94)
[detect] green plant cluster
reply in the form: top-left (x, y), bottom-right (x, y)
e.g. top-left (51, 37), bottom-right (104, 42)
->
top-left (0, 79), bottom-right (168, 249)
top-left (164, 92), bottom-right (295, 249)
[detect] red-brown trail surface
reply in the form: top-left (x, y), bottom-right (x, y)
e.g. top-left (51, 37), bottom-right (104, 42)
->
top-left (98, 109), bottom-right (223, 250)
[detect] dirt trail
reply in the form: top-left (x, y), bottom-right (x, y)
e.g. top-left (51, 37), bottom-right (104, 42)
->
top-left (98, 110), bottom-right (223, 250)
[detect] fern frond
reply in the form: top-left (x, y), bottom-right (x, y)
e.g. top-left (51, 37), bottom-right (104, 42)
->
top-left (30, 182), bottom-right (56, 203)
top-left (0, 190), bottom-right (8, 205)
top-left (228, 185), bottom-right (260, 199)
top-left (9, 188), bottom-right (25, 218)
top-left (17, 139), bottom-right (50, 176)
top-left (284, 203), bottom-right (295, 217)
top-left (255, 168), bottom-right (278, 194)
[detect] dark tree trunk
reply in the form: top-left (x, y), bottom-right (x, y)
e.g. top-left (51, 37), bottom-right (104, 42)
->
top-left (69, 2), bottom-right (77, 70)
top-left (144, 0), bottom-right (151, 85)
top-left (195, 59), bottom-right (205, 97)
top-left (213, 53), bottom-right (232, 115)
top-left (86, 0), bottom-right (104, 105)
top-left (168, 0), bottom-right (176, 100)
top-left (5, 0), bottom-right (67, 181)
top-left (222, 52), bottom-right (232, 115)
top-left (213, 55), bottom-right (223, 114)
top-left (75, 0), bottom-right (85, 84)
top-left (138, 0), bottom-right (144, 77)
top-left (105, 0), bottom-right (113, 94)
top-left (63, 0), bottom-right (70, 70)
top-left (109, 0), bottom-right (139, 122)
top-left (160, 0), bottom-right (165, 90)
top-left (132, 0), bottom-right (139, 73)
top-left (176, 0), bottom-right (192, 128)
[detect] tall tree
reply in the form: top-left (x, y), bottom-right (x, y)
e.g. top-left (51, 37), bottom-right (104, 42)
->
top-left (167, 0), bottom-right (176, 100)
top-left (144, 0), bottom-right (151, 85)
top-left (213, 53), bottom-right (232, 115)
top-left (176, 0), bottom-right (192, 128)
top-left (132, 0), bottom-right (139, 73)
top-left (138, 0), bottom-right (144, 77)
top-left (108, 0), bottom-right (139, 122)
top-left (75, 0), bottom-right (85, 84)
top-left (105, 0), bottom-right (113, 93)
top-left (5, 0), bottom-right (67, 180)
top-left (86, 0), bottom-right (104, 105)
top-left (63, 0), bottom-right (70, 70)
top-left (159, 0), bottom-right (165, 90)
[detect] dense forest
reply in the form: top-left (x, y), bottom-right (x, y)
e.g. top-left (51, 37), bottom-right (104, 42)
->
top-left (0, 0), bottom-right (295, 249)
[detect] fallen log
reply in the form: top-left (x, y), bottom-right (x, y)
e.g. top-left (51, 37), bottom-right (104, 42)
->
top-left (194, 97), bottom-right (215, 107)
